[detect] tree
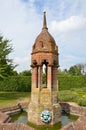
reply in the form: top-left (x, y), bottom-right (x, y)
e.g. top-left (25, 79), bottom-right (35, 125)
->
top-left (68, 65), bottom-right (81, 75)
top-left (76, 63), bottom-right (86, 75)
top-left (0, 35), bottom-right (17, 79)
top-left (58, 68), bottom-right (69, 76)
top-left (19, 70), bottom-right (31, 76)
top-left (68, 63), bottom-right (86, 76)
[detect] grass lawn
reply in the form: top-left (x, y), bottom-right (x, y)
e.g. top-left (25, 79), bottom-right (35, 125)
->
top-left (0, 92), bottom-right (30, 108)
top-left (0, 88), bottom-right (86, 108)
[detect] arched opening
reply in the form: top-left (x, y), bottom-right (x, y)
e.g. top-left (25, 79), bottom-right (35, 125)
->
top-left (42, 60), bottom-right (48, 88)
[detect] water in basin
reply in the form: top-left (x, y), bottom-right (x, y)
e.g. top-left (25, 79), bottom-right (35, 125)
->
top-left (11, 111), bottom-right (78, 130)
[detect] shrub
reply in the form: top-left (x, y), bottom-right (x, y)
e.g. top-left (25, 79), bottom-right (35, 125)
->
top-left (58, 90), bottom-right (79, 102)
top-left (77, 98), bottom-right (86, 106)
top-left (0, 76), bottom-right (31, 92)
top-left (0, 75), bottom-right (86, 93)
top-left (58, 75), bottom-right (86, 90)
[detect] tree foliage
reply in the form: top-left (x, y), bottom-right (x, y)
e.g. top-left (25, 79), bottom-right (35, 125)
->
top-left (19, 70), bottom-right (31, 76)
top-left (0, 76), bottom-right (31, 92)
top-left (68, 64), bottom-right (86, 76)
top-left (0, 35), bottom-right (17, 79)
top-left (68, 65), bottom-right (81, 75)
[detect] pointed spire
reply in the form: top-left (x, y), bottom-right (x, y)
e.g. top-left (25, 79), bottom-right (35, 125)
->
top-left (42, 11), bottom-right (48, 30)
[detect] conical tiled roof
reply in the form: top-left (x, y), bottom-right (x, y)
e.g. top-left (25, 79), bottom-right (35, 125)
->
top-left (32, 12), bottom-right (58, 54)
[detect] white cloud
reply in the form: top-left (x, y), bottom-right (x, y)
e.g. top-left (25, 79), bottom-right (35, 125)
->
top-left (13, 56), bottom-right (31, 72)
top-left (0, 0), bottom-right (86, 72)
top-left (14, 57), bottom-right (29, 63)
top-left (50, 16), bottom-right (86, 32)
top-left (59, 54), bottom-right (86, 70)
top-left (49, 15), bottom-right (86, 70)
top-left (0, 0), bottom-right (41, 72)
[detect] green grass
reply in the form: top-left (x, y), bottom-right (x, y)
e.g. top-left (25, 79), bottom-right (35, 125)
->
top-left (0, 87), bottom-right (86, 108)
top-left (0, 92), bottom-right (30, 108)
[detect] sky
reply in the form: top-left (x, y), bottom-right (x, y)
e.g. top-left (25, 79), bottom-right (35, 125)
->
top-left (0, 0), bottom-right (86, 72)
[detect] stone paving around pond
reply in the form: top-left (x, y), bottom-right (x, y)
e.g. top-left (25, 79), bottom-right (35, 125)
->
top-left (0, 102), bottom-right (86, 130)
top-left (61, 115), bottom-right (86, 130)
top-left (0, 112), bottom-right (12, 123)
top-left (0, 123), bottom-right (35, 130)
top-left (60, 102), bottom-right (86, 130)
top-left (0, 103), bottom-right (34, 130)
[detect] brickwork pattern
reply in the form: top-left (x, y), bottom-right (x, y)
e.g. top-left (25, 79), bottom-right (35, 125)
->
top-left (28, 12), bottom-right (61, 125)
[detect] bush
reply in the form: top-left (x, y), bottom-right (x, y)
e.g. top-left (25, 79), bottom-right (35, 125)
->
top-left (58, 90), bottom-right (79, 102)
top-left (59, 90), bottom-right (86, 106)
top-left (77, 98), bottom-right (86, 106)
top-left (0, 76), bottom-right (31, 92)
top-left (0, 75), bottom-right (86, 93)
top-left (58, 75), bottom-right (86, 90)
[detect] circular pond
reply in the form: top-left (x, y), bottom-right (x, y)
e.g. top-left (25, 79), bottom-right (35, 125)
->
top-left (11, 111), bottom-right (78, 130)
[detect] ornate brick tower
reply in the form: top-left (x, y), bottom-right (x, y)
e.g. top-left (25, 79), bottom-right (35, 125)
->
top-left (28, 12), bottom-right (61, 125)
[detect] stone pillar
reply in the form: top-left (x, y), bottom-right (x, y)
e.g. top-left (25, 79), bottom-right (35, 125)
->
top-left (52, 66), bottom-right (58, 90)
top-left (38, 66), bottom-right (42, 89)
top-left (32, 66), bottom-right (38, 90)
top-left (47, 65), bottom-right (52, 91)
top-left (46, 65), bottom-right (48, 86)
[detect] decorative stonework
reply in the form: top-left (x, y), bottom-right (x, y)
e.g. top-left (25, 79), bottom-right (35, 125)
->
top-left (28, 12), bottom-right (61, 125)
top-left (40, 110), bottom-right (52, 123)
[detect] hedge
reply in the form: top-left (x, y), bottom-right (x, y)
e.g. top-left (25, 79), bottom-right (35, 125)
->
top-left (0, 76), bottom-right (31, 92)
top-left (58, 75), bottom-right (86, 90)
top-left (0, 75), bottom-right (86, 92)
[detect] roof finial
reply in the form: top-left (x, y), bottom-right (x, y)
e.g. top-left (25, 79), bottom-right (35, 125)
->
top-left (42, 11), bottom-right (48, 30)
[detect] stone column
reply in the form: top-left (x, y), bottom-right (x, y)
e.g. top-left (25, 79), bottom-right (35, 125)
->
top-left (46, 65), bottom-right (48, 86)
top-left (52, 66), bottom-right (58, 90)
top-left (32, 66), bottom-right (38, 90)
top-left (47, 65), bottom-right (52, 91)
top-left (38, 65), bottom-right (42, 89)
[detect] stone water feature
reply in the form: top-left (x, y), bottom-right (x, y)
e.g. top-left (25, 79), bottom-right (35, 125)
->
top-left (28, 11), bottom-right (61, 125)
top-left (0, 12), bottom-right (86, 130)
top-left (12, 109), bottom-right (78, 130)
top-left (0, 102), bottom-right (86, 130)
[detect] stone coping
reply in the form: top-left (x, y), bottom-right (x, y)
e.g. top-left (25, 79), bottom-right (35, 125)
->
top-left (0, 123), bottom-right (35, 130)
top-left (0, 102), bottom-right (29, 113)
top-left (0, 102), bottom-right (86, 130)
top-left (60, 102), bottom-right (86, 130)
top-left (0, 112), bottom-right (10, 123)
top-left (60, 116), bottom-right (86, 130)
top-left (0, 103), bottom-right (28, 123)
top-left (0, 103), bottom-right (35, 130)
top-left (60, 102), bottom-right (86, 116)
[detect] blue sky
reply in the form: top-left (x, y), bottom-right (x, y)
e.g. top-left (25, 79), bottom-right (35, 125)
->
top-left (0, 0), bottom-right (86, 72)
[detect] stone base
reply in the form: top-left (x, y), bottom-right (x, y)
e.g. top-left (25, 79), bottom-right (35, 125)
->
top-left (28, 102), bottom-right (61, 125)
top-left (28, 88), bottom-right (61, 125)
